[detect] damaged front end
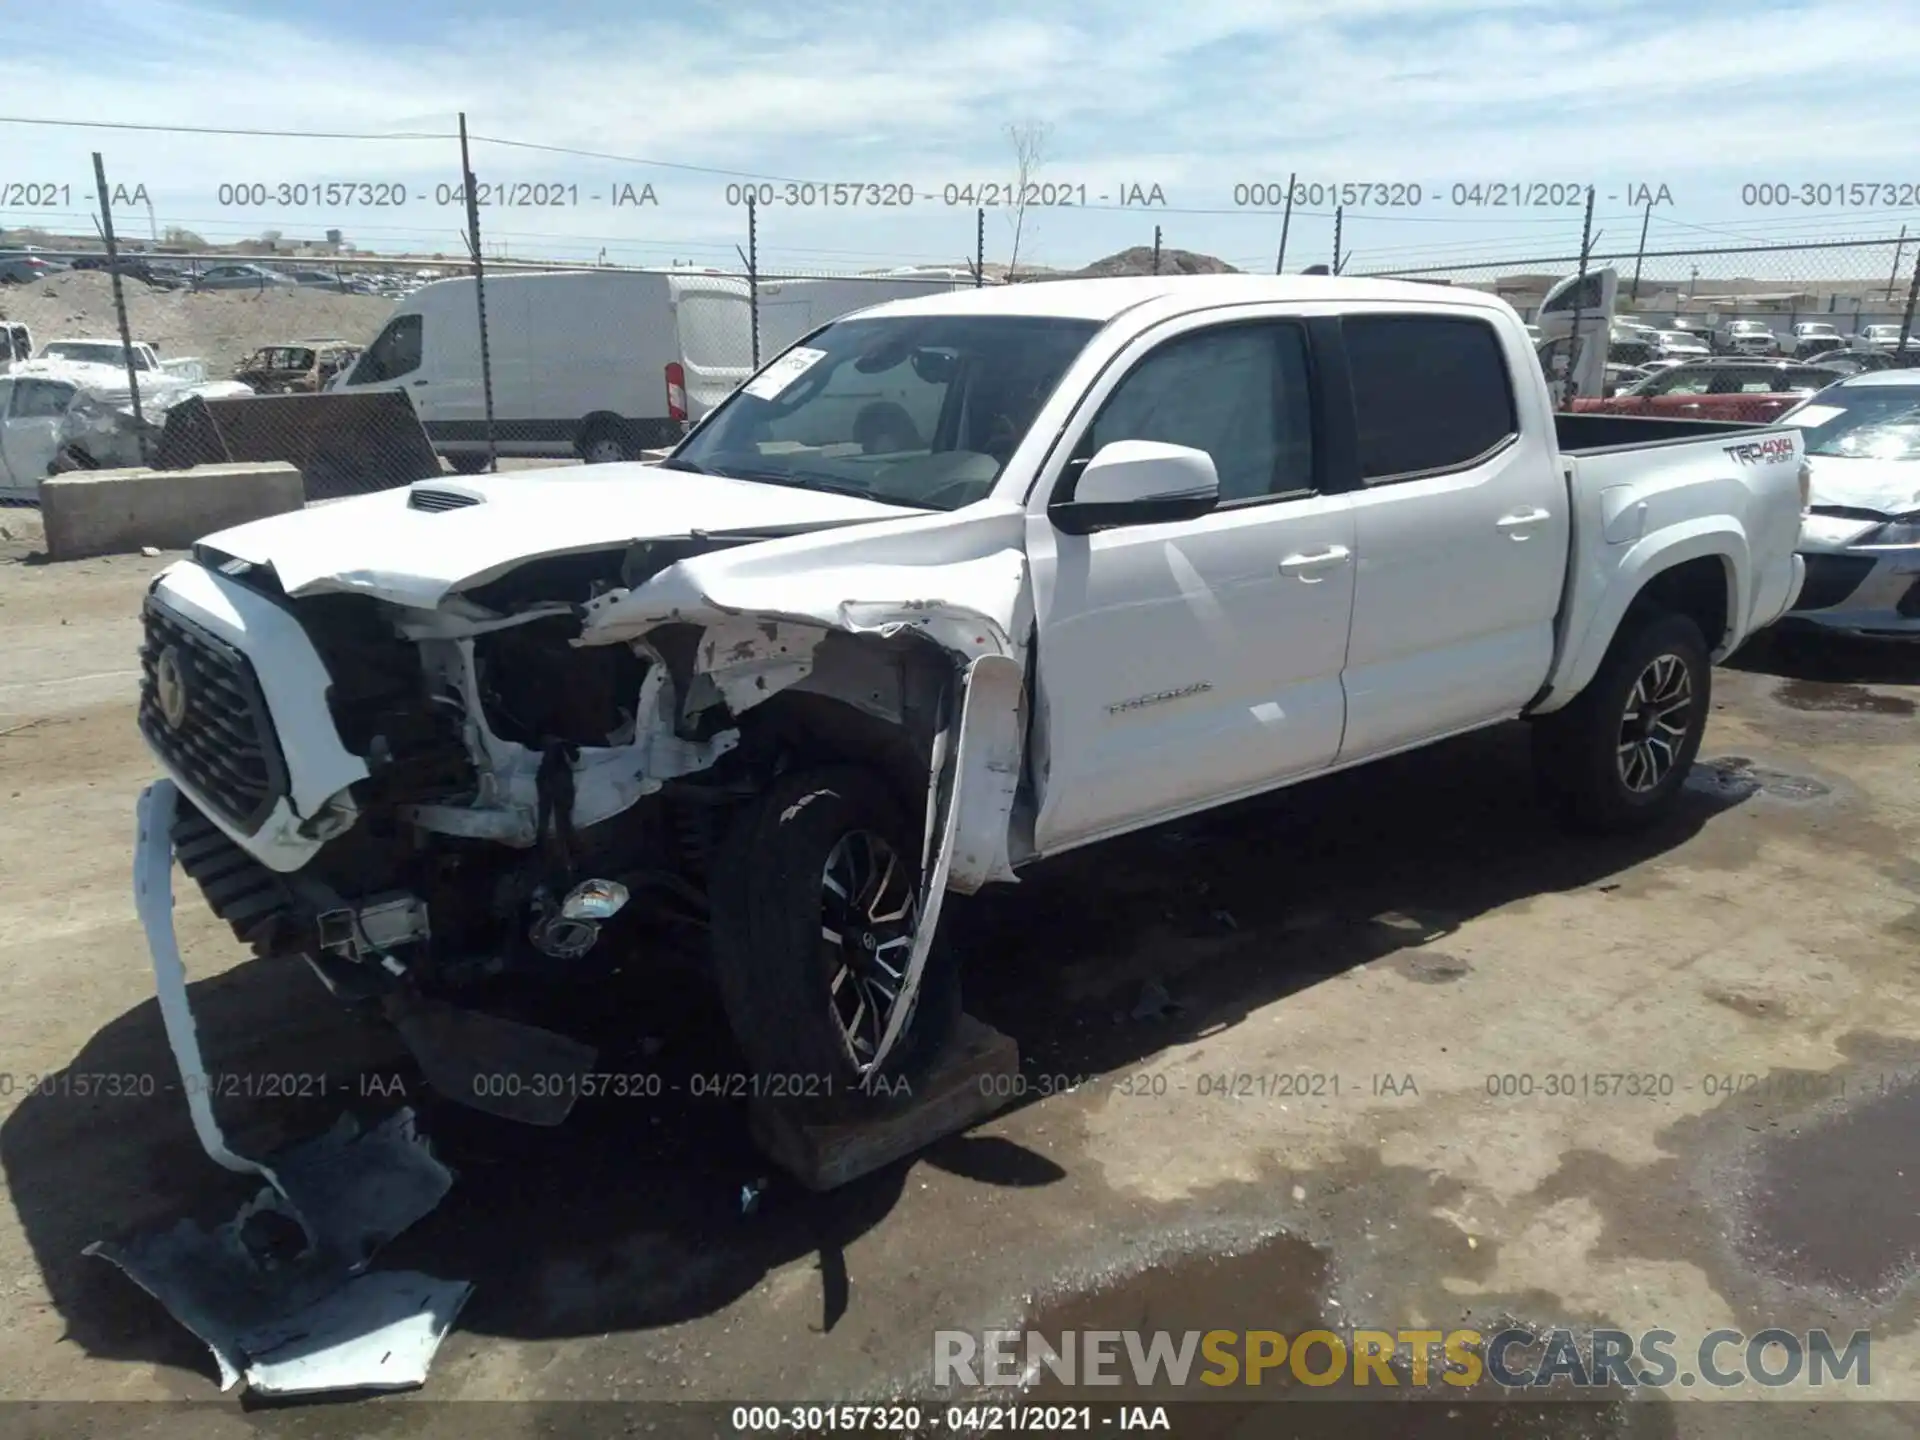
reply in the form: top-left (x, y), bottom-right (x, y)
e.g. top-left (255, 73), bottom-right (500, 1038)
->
top-left (135, 494), bottom-right (1034, 1150)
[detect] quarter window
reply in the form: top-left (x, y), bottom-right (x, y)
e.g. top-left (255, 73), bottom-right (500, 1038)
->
top-left (1344, 315), bottom-right (1517, 481)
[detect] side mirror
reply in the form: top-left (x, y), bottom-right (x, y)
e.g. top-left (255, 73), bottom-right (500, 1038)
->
top-left (1049, 440), bottom-right (1219, 536)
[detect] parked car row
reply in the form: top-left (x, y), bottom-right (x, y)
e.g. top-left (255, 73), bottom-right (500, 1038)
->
top-left (0, 249), bottom-right (430, 298)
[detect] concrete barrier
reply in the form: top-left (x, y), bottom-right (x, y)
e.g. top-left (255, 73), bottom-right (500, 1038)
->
top-left (40, 462), bottom-right (305, 560)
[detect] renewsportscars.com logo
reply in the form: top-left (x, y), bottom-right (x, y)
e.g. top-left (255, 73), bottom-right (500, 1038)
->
top-left (933, 1326), bottom-right (1872, 1392)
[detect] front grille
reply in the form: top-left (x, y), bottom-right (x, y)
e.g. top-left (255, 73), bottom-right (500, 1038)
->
top-left (1795, 552), bottom-right (1878, 612)
top-left (139, 602), bottom-right (290, 835)
top-left (408, 487), bottom-right (481, 512)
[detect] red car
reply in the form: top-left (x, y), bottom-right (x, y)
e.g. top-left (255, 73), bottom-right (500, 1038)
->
top-left (1572, 358), bottom-right (1837, 423)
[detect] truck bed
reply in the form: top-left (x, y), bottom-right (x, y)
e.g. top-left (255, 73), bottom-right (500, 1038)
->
top-left (1542, 411), bottom-right (1806, 701)
top-left (1554, 411), bottom-right (1768, 454)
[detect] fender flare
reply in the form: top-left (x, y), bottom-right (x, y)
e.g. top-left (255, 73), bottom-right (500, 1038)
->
top-left (866, 653), bottom-right (1025, 1079)
top-left (1542, 520), bottom-right (1747, 712)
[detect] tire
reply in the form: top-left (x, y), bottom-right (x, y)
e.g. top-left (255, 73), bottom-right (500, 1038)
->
top-left (444, 452), bottom-right (491, 474)
top-left (709, 764), bottom-right (960, 1117)
top-left (1532, 610), bottom-right (1710, 834)
top-left (577, 418), bottom-right (632, 465)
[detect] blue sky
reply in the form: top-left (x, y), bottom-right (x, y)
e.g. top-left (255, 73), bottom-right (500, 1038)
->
top-left (5, 0), bottom-right (1920, 282)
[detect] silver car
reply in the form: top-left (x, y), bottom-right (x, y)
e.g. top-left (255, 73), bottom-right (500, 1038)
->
top-left (1782, 372), bottom-right (1920, 639)
top-left (191, 263), bottom-right (298, 292)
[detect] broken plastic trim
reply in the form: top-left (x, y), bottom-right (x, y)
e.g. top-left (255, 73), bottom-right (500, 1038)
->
top-left (115, 779), bottom-right (471, 1395)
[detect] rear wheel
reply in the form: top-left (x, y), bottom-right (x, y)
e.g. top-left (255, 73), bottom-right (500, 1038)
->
top-left (444, 452), bottom-right (491, 474)
top-left (1532, 611), bottom-right (1710, 833)
top-left (709, 765), bottom-right (960, 1117)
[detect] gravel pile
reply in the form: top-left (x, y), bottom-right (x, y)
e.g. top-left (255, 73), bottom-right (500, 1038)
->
top-left (1069, 246), bottom-right (1241, 277)
top-left (0, 272), bottom-right (397, 379)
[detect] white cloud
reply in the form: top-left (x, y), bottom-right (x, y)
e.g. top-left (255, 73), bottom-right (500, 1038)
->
top-left (2, 0), bottom-right (1916, 273)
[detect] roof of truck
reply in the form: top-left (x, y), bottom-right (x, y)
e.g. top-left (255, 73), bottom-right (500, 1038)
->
top-left (855, 273), bottom-right (1514, 323)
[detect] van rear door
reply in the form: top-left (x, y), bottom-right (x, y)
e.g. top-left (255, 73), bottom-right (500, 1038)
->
top-left (667, 277), bottom-right (753, 419)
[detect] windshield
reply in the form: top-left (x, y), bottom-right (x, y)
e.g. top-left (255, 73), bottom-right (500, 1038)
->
top-left (40, 340), bottom-right (150, 369)
top-left (667, 313), bottom-right (1101, 511)
top-left (1784, 384), bottom-right (1920, 459)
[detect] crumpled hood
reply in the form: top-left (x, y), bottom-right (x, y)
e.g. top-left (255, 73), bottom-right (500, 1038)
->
top-left (197, 463), bottom-right (924, 609)
top-left (1806, 455), bottom-right (1920, 516)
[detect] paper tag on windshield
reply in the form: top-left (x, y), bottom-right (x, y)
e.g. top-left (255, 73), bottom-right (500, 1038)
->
top-left (743, 346), bottom-right (827, 401)
top-left (1782, 404), bottom-right (1844, 427)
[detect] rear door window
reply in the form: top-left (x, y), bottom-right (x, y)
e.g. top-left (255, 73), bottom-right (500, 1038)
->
top-left (676, 292), bottom-right (753, 370)
top-left (1342, 314), bottom-right (1518, 481)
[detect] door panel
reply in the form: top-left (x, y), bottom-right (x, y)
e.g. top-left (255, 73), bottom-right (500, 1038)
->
top-left (1032, 498), bottom-right (1356, 850)
top-left (1028, 316), bottom-right (1356, 853)
top-left (0, 380), bottom-right (17, 495)
top-left (1337, 313), bottom-right (1567, 759)
top-left (2, 379), bottom-right (69, 494)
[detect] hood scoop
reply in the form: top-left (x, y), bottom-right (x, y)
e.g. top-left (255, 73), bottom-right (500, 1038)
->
top-left (408, 483), bottom-right (485, 513)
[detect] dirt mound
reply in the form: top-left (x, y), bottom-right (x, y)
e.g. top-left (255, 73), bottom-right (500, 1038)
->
top-left (1070, 246), bottom-right (1241, 278)
top-left (0, 272), bottom-right (394, 380)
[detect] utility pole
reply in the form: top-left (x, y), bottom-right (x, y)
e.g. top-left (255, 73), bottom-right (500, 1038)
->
top-left (1629, 197), bottom-right (1652, 303)
top-left (1273, 170), bottom-right (1296, 274)
top-left (1332, 206), bottom-right (1343, 275)
top-left (736, 194), bottom-right (760, 368)
top-left (1888, 226), bottom-right (1908, 303)
top-left (1562, 186), bottom-right (1596, 410)
top-left (91, 152), bottom-right (145, 457)
top-left (457, 113), bottom-right (498, 473)
top-left (1898, 244), bottom-right (1920, 354)
top-left (1151, 225), bottom-right (1162, 275)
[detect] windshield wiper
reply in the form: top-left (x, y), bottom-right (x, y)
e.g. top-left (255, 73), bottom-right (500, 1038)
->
top-left (653, 456), bottom-right (710, 474)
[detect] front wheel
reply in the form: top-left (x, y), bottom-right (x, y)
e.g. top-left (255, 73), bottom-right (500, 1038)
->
top-left (577, 418), bottom-right (633, 464)
top-left (709, 765), bottom-right (960, 1117)
top-left (1532, 611), bottom-right (1711, 833)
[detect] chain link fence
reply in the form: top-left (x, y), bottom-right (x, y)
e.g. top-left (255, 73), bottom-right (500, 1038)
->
top-left (6, 145), bottom-right (1919, 496)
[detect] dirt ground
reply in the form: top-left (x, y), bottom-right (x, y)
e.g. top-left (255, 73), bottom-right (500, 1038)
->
top-left (0, 271), bottom-right (395, 378)
top-left (1, 518), bottom-right (1918, 1438)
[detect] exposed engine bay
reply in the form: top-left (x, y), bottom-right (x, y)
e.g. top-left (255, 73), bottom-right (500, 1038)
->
top-left (141, 520), bottom-right (1008, 1120)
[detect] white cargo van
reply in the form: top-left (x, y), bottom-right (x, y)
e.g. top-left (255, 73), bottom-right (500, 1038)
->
top-left (333, 269), bottom-right (755, 469)
top-left (753, 275), bottom-right (971, 358)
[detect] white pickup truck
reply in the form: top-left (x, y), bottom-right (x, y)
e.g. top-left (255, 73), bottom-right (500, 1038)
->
top-left (24, 337), bottom-right (209, 383)
top-left (133, 276), bottom-right (1808, 1145)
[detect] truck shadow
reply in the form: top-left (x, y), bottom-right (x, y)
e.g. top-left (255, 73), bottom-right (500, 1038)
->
top-left (1, 719), bottom-right (1749, 1389)
top-left (1727, 628), bottom-right (1920, 688)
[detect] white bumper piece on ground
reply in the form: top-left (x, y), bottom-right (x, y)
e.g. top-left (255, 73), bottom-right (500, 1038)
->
top-left (84, 779), bottom-right (472, 1396)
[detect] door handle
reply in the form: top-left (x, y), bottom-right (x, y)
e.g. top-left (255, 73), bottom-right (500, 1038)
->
top-left (411, 379), bottom-right (429, 386)
top-left (1279, 545), bottom-right (1351, 579)
top-left (1496, 507), bottom-right (1551, 534)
